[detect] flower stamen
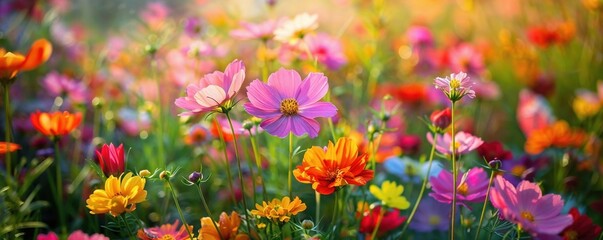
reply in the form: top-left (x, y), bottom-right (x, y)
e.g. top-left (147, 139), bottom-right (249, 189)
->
top-left (280, 98), bottom-right (299, 116)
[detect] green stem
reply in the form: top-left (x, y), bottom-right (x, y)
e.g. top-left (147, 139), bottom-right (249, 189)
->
top-left (152, 58), bottom-right (166, 169)
top-left (475, 169), bottom-right (496, 240)
top-left (399, 131), bottom-right (437, 237)
top-left (3, 84), bottom-right (13, 179)
top-left (451, 101), bottom-right (457, 240)
top-left (225, 112), bottom-right (251, 234)
top-left (516, 227), bottom-right (521, 240)
top-left (288, 132), bottom-right (294, 198)
top-left (331, 190), bottom-right (339, 226)
top-left (315, 191), bottom-right (321, 222)
top-left (215, 118), bottom-right (237, 204)
top-left (249, 129), bottom-right (267, 201)
top-left (166, 180), bottom-right (194, 240)
top-left (53, 139), bottom-right (67, 236)
top-left (370, 207), bottom-right (385, 240)
top-left (196, 184), bottom-right (224, 240)
top-left (120, 215), bottom-right (136, 240)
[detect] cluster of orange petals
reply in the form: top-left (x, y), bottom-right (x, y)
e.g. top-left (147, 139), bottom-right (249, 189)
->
top-left (250, 196), bottom-right (307, 223)
top-left (199, 211), bottom-right (249, 240)
top-left (30, 111), bottom-right (83, 137)
top-left (525, 121), bottom-right (586, 155)
top-left (293, 137), bottom-right (374, 195)
top-left (0, 39), bottom-right (52, 80)
top-left (0, 142), bottom-right (20, 154)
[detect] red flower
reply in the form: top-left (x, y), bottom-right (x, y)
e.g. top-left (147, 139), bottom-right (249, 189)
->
top-left (359, 206), bottom-right (406, 239)
top-left (477, 141), bottom-right (513, 161)
top-left (96, 143), bottom-right (125, 177)
top-left (560, 208), bottom-right (601, 240)
top-left (399, 134), bottom-right (421, 155)
top-left (430, 108), bottom-right (451, 130)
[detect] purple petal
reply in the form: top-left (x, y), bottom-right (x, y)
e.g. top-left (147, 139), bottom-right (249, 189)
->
top-left (290, 115), bottom-right (320, 138)
top-left (295, 72), bottom-right (329, 104)
top-left (246, 79), bottom-right (281, 110)
top-left (299, 102), bottom-right (337, 118)
top-left (533, 214), bottom-right (573, 235)
top-left (261, 116), bottom-right (291, 138)
top-left (244, 102), bottom-right (282, 119)
top-left (532, 194), bottom-right (563, 220)
top-left (267, 68), bottom-right (302, 99)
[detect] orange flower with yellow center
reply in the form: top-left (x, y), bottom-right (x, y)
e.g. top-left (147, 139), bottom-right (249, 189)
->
top-left (250, 196), bottom-right (307, 223)
top-left (0, 39), bottom-right (52, 81)
top-left (0, 142), bottom-right (20, 154)
top-left (525, 121), bottom-right (586, 155)
top-left (30, 111), bottom-right (82, 137)
top-left (293, 137), bottom-right (374, 195)
top-left (86, 172), bottom-right (147, 217)
top-left (199, 211), bottom-right (249, 240)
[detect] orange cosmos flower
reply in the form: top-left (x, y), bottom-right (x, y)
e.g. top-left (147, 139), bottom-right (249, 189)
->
top-left (293, 137), bottom-right (374, 195)
top-left (30, 111), bottom-right (83, 137)
top-left (0, 39), bottom-right (52, 81)
top-left (0, 142), bottom-right (20, 154)
top-left (199, 211), bottom-right (249, 240)
top-left (525, 121), bottom-right (586, 155)
top-left (250, 196), bottom-right (307, 223)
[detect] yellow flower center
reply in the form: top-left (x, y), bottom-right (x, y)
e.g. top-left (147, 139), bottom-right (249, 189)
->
top-left (429, 215), bottom-right (441, 226)
top-left (521, 211), bottom-right (535, 222)
top-left (450, 78), bottom-right (461, 89)
top-left (564, 230), bottom-right (578, 240)
top-left (511, 165), bottom-right (526, 176)
top-left (280, 98), bottom-right (299, 116)
top-left (161, 235), bottom-right (175, 240)
top-left (327, 169), bottom-right (346, 186)
top-left (457, 182), bottom-right (469, 196)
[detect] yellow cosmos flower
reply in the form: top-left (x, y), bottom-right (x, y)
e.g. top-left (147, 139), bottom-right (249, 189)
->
top-left (250, 196), bottom-right (307, 223)
top-left (86, 172), bottom-right (147, 217)
top-left (369, 181), bottom-right (410, 210)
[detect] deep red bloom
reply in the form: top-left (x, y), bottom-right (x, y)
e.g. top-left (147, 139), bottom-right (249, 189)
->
top-left (560, 208), bottom-right (602, 240)
top-left (359, 206), bottom-right (406, 239)
top-left (527, 26), bottom-right (558, 48)
top-left (96, 143), bottom-right (125, 177)
top-left (477, 141), bottom-right (513, 161)
top-left (399, 134), bottom-right (421, 155)
top-left (430, 108), bottom-right (451, 130)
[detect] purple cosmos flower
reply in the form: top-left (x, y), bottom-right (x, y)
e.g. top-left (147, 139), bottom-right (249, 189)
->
top-left (175, 59), bottom-right (245, 116)
top-left (244, 68), bottom-right (337, 138)
top-left (406, 26), bottom-right (434, 48)
top-left (304, 33), bottom-right (347, 70)
top-left (42, 71), bottom-right (89, 103)
top-left (434, 71), bottom-right (475, 102)
top-left (426, 131), bottom-right (483, 155)
top-left (490, 176), bottom-right (573, 237)
top-left (184, 17), bottom-right (205, 37)
top-left (409, 196), bottom-right (451, 232)
top-left (429, 167), bottom-right (489, 206)
top-left (230, 19), bottom-right (281, 41)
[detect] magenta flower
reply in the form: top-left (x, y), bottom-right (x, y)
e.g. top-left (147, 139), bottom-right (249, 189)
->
top-left (244, 68), bottom-right (337, 138)
top-left (490, 176), bottom-right (573, 236)
top-left (406, 26), bottom-right (434, 48)
top-left (304, 33), bottom-right (347, 70)
top-left (95, 143), bottom-right (125, 177)
top-left (175, 59), bottom-right (245, 116)
top-left (42, 71), bottom-right (89, 103)
top-left (434, 71), bottom-right (475, 102)
top-left (37, 231), bottom-right (109, 240)
top-left (429, 167), bottom-right (489, 206)
top-left (426, 131), bottom-right (483, 155)
top-left (230, 19), bottom-right (281, 41)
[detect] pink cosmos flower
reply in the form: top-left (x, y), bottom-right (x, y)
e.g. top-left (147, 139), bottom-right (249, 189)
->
top-left (42, 71), bottom-right (89, 103)
top-left (183, 17), bottom-right (204, 37)
top-left (304, 33), bottom-right (347, 70)
top-left (429, 167), bottom-right (489, 206)
top-left (448, 43), bottom-right (485, 76)
top-left (490, 176), bottom-right (573, 236)
top-left (517, 89), bottom-right (555, 137)
top-left (426, 131), bottom-right (483, 155)
top-left (406, 26), bottom-right (434, 48)
top-left (175, 59), bottom-right (245, 116)
top-left (37, 231), bottom-right (109, 240)
top-left (434, 71), bottom-right (475, 102)
top-left (244, 68), bottom-right (337, 138)
top-left (137, 220), bottom-right (192, 240)
top-left (230, 19), bottom-right (281, 41)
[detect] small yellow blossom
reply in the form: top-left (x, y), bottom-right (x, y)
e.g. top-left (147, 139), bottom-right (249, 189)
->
top-left (86, 172), bottom-right (147, 217)
top-left (369, 181), bottom-right (410, 210)
top-left (250, 196), bottom-right (307, 223)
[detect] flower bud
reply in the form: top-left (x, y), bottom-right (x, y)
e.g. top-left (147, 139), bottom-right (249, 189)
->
top-left (242, 120), bottom-right (254, 130)
top-left (188, 171), bottom-right (202, 183)
top-left (159, 170), bottom-right (171, 180)
top-left (302, 219), bottom-right (315, 229)
top-left (430, 108), bottom-right (452, 129)
top-left (488, 159), bottom-right (502, 170)
top-left (139, 169), bottom-right (151, 178)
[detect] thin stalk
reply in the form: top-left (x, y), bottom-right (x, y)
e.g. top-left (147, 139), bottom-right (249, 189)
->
top-left (288, 132), bottom-right (294, 198)
top-left (370, 207), bottom-right (385, 240)
top-left (3, 84), bottom-right (13, 179)
top-left (450, 101), bottom-right (458, 240)
top-left (119, 215), bottom-right (136, 240)
top-left (399, 131), bottom-right (437, 237)
top-left (516, 227), bottom-right (521, 240)
top-left (225, 112), bottom-right (251, 233)
top-left (196, 184), bottom-right (224, 240)
top-left (151, 58), bottom-right (166, 169)
top-left (260, 41), bottom-right (269, 82)
top-left (166, 180), bottom-right (194, 240)
top-left (249, 129), bottom-right (267, 201)
top-left (475, 169), bottom-right (496, 240)
top-left (315, 191), bottom-right (321, 222)
top-left (214, 118), bottom-right (237, 204)
top-left (53, 139), bottom-right (67, 236)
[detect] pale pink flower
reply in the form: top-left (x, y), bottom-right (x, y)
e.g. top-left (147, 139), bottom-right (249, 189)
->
top-left (42, 71), bottom-right (89, 103)
top-left (426, 131), bottom-right (483, 155)
top-left (175, 59), bottom-right (245, 116)
top-left (517, 89), bottom-right (555, 137)
top-left (434, 71), bottom-right (475, 102)
top-left (304, 33), bottom-right (347, 70)
top-left (231, 19), bottom-right (281, 41)
top-left (490, 176), bottom-right (573, 236)
top-left (274, 13), bottom-right (318, 45)
top-left (429, 167), bottom-right (489, 206)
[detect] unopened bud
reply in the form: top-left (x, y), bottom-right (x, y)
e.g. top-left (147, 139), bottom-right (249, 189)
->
top-left (188, 171), bottom-right (202, 183)
top-left (139, 169), bottom-right (151, 177)
top-left (242, 120), bottom-right (254, 130)
top-left (430, 108), bottom-right (452, 129)
top-left (488, 159), bottom-right (502, 170)
top-left (159, 170), bottom-right (171, 180)
top-left (302, 219), bottom-right (314, 229)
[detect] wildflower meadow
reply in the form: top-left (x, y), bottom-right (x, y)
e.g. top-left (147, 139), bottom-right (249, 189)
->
top-left (2, 0), bottom-right (603, 239)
